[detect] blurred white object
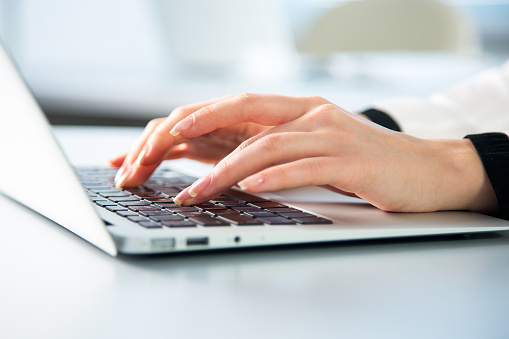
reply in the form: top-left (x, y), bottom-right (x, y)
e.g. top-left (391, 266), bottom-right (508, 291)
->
top-left (375, 59), bottom-right (509, 139)
top-left (297, 0), bottom-right (480, 56)
top-left (155, 0), bottom-right (294, 78)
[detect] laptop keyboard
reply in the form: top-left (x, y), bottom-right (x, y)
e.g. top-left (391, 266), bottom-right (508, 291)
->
top-left (76, 167), bottom-right (332, 229)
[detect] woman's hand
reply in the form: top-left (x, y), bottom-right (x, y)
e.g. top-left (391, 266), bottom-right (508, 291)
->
top-left (111, 93), bottom-right (498, 214)
top-left (110, 95), bottom-right (270, 187)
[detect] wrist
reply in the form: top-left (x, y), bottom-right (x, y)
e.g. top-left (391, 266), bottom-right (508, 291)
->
top-left (432, 138), bottom-right (498, 213)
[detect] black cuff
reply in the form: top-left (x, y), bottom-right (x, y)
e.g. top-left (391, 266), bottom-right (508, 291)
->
top-left (361, 109), bottom-right (402, 132)
top-left (465, 133), bottom-right (509, 219)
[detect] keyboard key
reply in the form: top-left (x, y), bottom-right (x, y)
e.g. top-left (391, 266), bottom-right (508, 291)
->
top-left (177, 211), bottom-right (213, 218)
top-left (170, 207), bottom-right (199, 212)
top-left (116, 211), bottom-right (139, 217)
top-left (162, 220), bottom-right (197, 228)
top-left (119, 201), bottom-right (151, 207)
top-left (224, 190), bottom-right (270, 202)
top-left (150, 215), bottom-right (185, 222)
top-left (210, 196), bottom-right (239, 203)
top-left (230, 206), bottom-right (262, 212)
top-left (102, 192), bottom-right (132, 198)
top-left (218, 214), bottom-right (263, 226)
top-left (138, 221), bottom-right (163, 229)
top-left (200, 205), bottom-right (228, 210)
top-left (215, 209), bottom-right (242, 215)
top-left (256, 216), bottom-right (297, 225)
top-left (250, 202), bottom-right (287, 208)
top-left (105, 206), bottom-right (128, 212)
top-left (127, 216), bottom-right (151, 222)
top-left (188, 216), bottom-right (230, 226)
top-left (124, 188), bottom-right (154, 194)
top-left (140, 210), bottom-right (175, 216)
top-left (153, 202), bottom-right (180, 208)
top-left (131, 206), bottom-right (160, 212)
top-left (134, 193), bottom-right (166, 199)
top-left (111, 197), bottom-right (140, 202)
top-left (157, 188), bottom-right (181, 195)
top-left (292, 217), bottom-right (332, 224)
top-left (93, 188), bottom-right (123, 194)
top-left (278, 212), bottom-right (317, 218)
top-left (145, 198), bottom-right (174, 203)
top-left (217, 201), bottom-right (246, 207)
top-left (265, 207), bottom-right (300, 213)
top-left (95, 200), bottom-right (117, 207)
top-left (243, 210), bottom-right (278, 218)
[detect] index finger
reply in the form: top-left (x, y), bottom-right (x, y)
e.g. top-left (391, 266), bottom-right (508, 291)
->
top-left (169, 93), bottom-right (330, 138)
top-left (117, 95), bottom-right (234, 187)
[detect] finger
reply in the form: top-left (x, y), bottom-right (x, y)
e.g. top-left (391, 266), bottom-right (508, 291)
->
top-left (118, 140), bottom-right (192, 187)
top-left (236, 158), bottom-right (341, 193)
top-left (108, 153), bottom-right (126, 168)
top-left (174, 130), bottom-right (334, 205)
top-left (163, 143), bottom-right (190, 160)
top-left (169, 93), bottom-right (331, 138)
top-left (119, 95), bottom-right (233, 187)
top-left (115, 118), bottom-right (164, 186)
top-left (137, 95), bottom-right (235, 167)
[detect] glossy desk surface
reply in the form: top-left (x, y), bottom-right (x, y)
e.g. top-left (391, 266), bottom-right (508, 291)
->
top-left (1, 126), bottom-right (509, 339)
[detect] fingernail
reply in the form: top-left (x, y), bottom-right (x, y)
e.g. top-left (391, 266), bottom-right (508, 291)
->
top-left (188, 176), bottom-right (211, 197)
top-left (136, 143), bottom-right (152, 166)
top-left (170, 115), bottom-right (194, 136)
top-left (115, 165), bottom-right (131, 188)
top-left (114, 165), bottom-right (126, 185)
top-left (173, 189), bottom-right (190, 205)
top-left (238, 174), bottom-right (264, 190)
top-left (173, 196), bottom-right (183, 206)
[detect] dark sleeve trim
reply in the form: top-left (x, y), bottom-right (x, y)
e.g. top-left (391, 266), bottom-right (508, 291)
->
top-left (361, 109), bottom-right (402, 132)
top-left (465, 132), bottom-right (509, 219)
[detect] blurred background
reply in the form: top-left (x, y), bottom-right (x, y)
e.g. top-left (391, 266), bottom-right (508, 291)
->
top-left (0, 0), bottom-right (508, 126)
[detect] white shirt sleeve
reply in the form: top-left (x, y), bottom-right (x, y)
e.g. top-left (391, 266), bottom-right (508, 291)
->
top-left (374, 60), bottom-right (509, 139)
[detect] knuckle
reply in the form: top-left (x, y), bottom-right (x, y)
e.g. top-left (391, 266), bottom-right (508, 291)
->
top-left (237, 132), bottom-right (264, 152)
top-left (236, 92), bottom-right (260, 106)
top-left (196, 103), bottom-right (215, 118)
top-left (256, 134), bottom-right (281, 154)
top-left (146, 118), bottom-right (164, 130)
top-left (169, 106), bottom-right (185, 118)
top-left (304, 160), bottom-right (322, 182)
top-left (305, 104), bottom-right (338, 126)
top-left (272, 166), bottom-right (288, 183)
top-left (213, 156), bottom-right (235, 178)
top-left (305, 95), bottom-right (330, 105)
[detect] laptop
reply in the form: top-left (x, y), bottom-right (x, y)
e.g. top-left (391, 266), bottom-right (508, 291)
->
top-left (1, 41), bottom-right (509, 256)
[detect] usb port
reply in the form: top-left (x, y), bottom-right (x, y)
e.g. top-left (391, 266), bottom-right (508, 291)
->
top-left (186, 237), bottom-right (209, 247)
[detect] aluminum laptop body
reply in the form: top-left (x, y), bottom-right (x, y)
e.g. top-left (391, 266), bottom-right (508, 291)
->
top-left (1, 41), bottom-right (509, 256)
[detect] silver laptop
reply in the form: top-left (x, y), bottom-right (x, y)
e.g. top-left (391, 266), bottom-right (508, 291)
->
top-left (1, 41), bottom-right (508, 256)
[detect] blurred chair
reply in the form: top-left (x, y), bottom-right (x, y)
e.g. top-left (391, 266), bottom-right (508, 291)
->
top-left (297, 0), bottom-right (480, 56)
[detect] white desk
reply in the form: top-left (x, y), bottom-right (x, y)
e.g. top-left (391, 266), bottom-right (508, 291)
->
top-left (2, 126), bottom-right (509, 339)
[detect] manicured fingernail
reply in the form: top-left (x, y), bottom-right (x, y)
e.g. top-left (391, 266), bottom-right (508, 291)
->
top-left (238, 174), bottom-right (264, 190)
top-left (114, 165), bottom-right (126, 185)
top-left (115, 165), bottom-right (131, 188)
top-left (136, 143), bottom-right (152, 166)
top-left (188, 176), bottom-right (211, 197)
top-left (170, 115), bottom-right (194, 136)
top-left (173, 189), bottom-right (190, 205)
top-left (173, 196), bottom-right (183, 206)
